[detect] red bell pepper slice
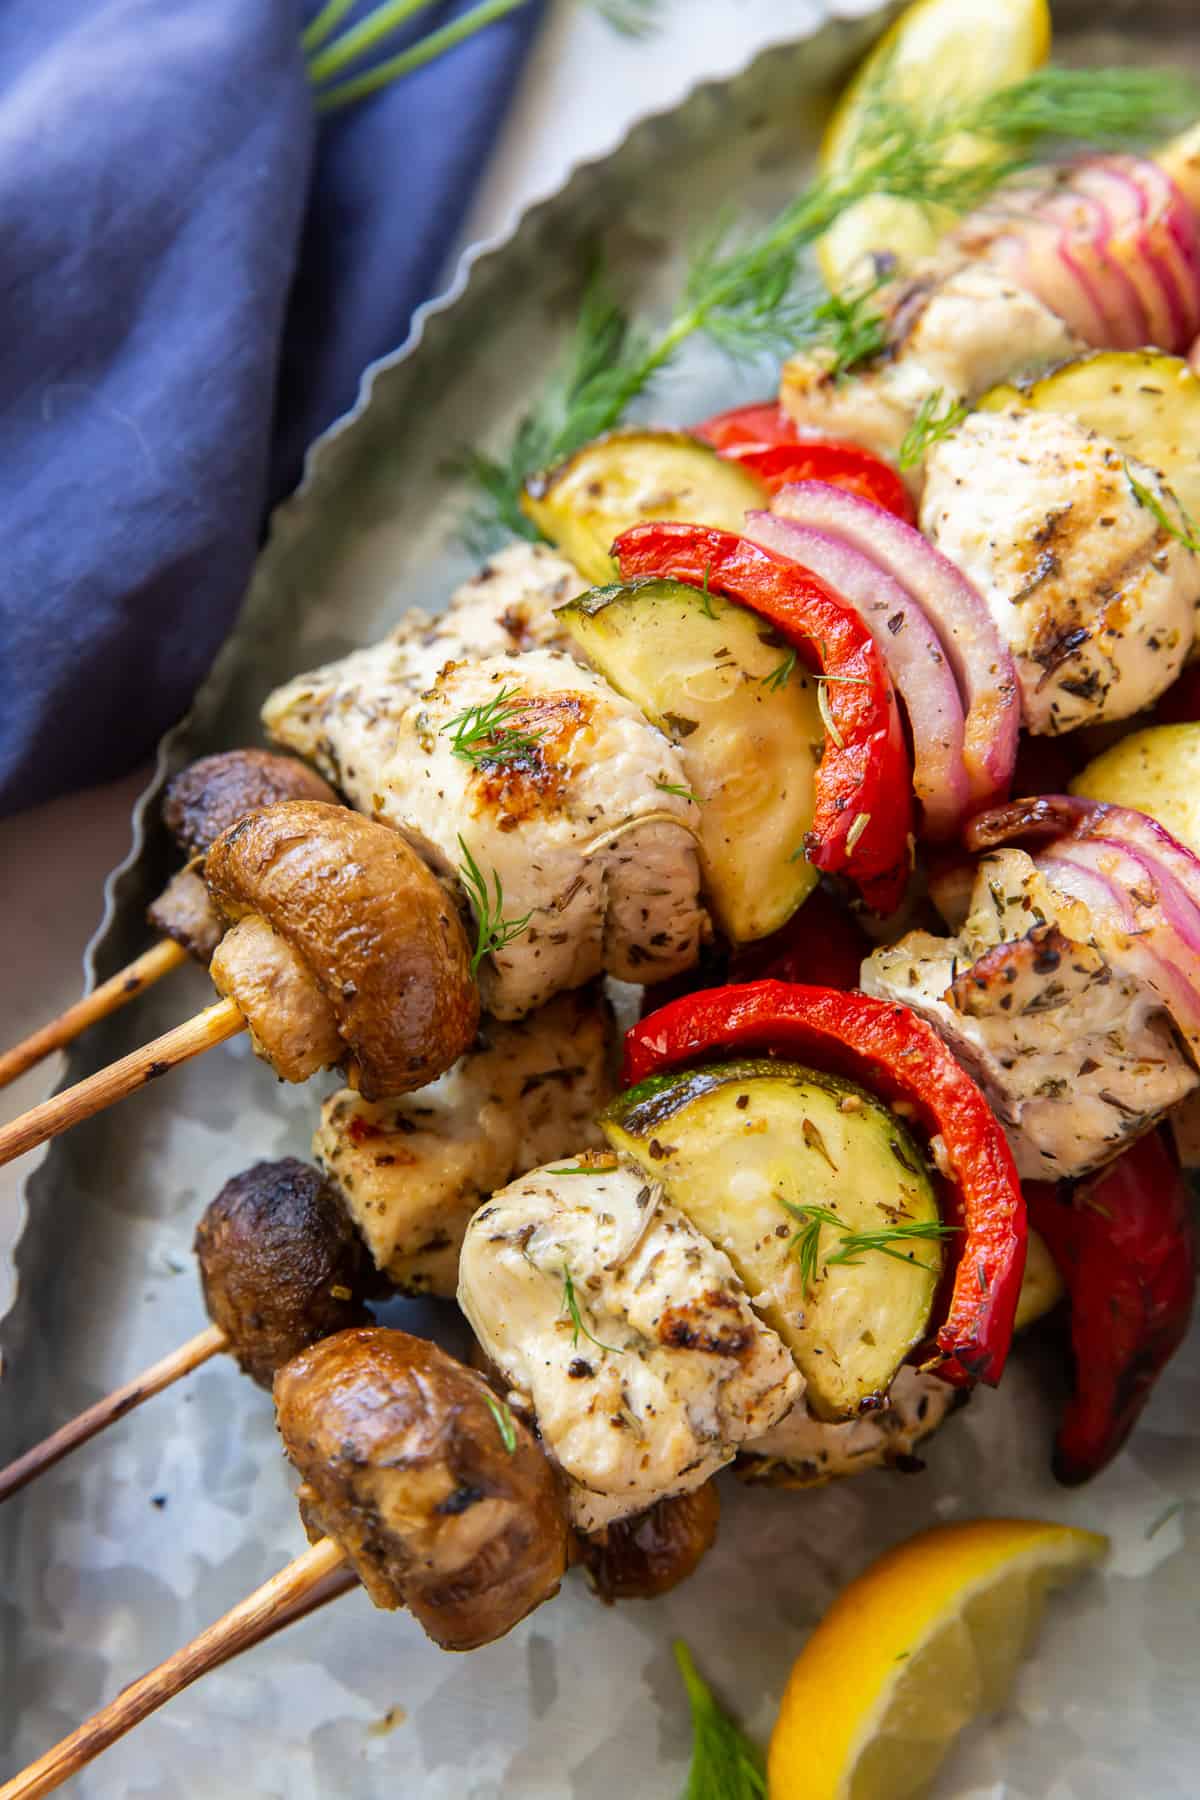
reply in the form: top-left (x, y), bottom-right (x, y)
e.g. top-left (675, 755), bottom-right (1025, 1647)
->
top-left (1026, 1130), bottom-right (1196, 1484)
top-left (613, 523), bottom-right (913, 915)
top-left (693, 401), bottom-right (796, 453)
top-left (694, 405), bottom-right (915, 523)
top-left (623, 980), bottom-right (1027, 1388)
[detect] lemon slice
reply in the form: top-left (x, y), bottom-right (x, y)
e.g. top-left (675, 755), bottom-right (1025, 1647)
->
top-left (818, 0), bottom-right (1052, 292)
top-left (768, 1517), bottom-right (1107, 1799)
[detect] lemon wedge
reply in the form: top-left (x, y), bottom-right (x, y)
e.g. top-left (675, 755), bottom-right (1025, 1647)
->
top-left (818, 0), bottom-right (1052, 292)
top-left (767, 1517), bottom-right (1107, 1799)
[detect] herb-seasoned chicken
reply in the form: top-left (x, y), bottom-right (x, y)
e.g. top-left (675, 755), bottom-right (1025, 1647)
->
top-left (921, 410), bottom-right (1200, 733)
top-left (458, 1153), bottom-right (802, 1531)
top-left (314, 987), bottom-right (615, 1294)
top-left (861, 848), bottom-right (1197, 1180)
top-left (780, 263), bottom-right (1081, 469)
top-left (262, 541), bottom-right (584, 763)
top-left (737, 1366), bottom-right (955, 1488)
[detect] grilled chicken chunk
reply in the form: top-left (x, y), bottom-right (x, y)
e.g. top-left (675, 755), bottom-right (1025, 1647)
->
top-left (780, 263), bottom-right (1081, 469)
top-left (314, 987), bottom-right (615, 1294)
top-left (922, 410), bottom-right (1200, 733)
top-left (263, 542), bottom-right (584, 760)
top-left (268, 645), bottom-right (705, 1019)
top-left (737, 1366), bottom-right (956, 1488)
top-left (861, 848), bottom-right (1197, 1180)
top-left (458, 1154), bottom-right (802, 1531)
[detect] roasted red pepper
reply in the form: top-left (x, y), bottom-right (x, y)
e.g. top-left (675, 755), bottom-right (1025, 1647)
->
top-left (613, 523), bottom-right (913, 914)
top-left (1026, 1130), bottom-right (1196, 1485)
top-left (623, 980), bottom-right (1026, 1388)
top-left (694, 405), bottom-right (915, 523)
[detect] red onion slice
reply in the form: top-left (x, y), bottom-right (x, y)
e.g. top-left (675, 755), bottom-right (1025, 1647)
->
top-left (745, 509), bottom-right (969, 840)
top-left (769, 481), bottom-right (1019, 813)
top-left (968, 793), bottom-right (1200, 921)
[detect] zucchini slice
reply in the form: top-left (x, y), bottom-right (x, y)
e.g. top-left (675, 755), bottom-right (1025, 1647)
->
top-left (977, 350), bottom-right (1200, 520)
top-left (558, 577), bottom-right (823, 942)
top-left (521, 430), bottom-right (768, 586)
top-left (601, 1060), bottom-right (945, 1420)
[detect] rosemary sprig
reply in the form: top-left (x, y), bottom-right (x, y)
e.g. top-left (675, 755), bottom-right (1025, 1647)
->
top-left (483, 1392), bottom-right (518, 1454)
top-left (457, 835), bottom-right (533, 976)
top-left (460, 67), bottom-right (1194, 537)
top-left (440, 684), bottom-right (543, 767)
top-left (560, 1265), bottom-right (624, 1355)
top-left (675, 1640), bottom-right (766, 1800)
top-left (898, 387), bottom-right (969, 472)
top-left (1124, 462), bottom-right (1200, 553)
top-left (779, 1198), bottom-right (956, 1288)
top-left (761, 649), bottom-right (797, 693)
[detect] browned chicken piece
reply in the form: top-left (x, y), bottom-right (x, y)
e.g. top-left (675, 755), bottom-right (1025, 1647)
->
top-left (735, 1367), bottom-right (959, 1490)
top-left (148, 751), bottom-right (337, 963)
top-left (275, 1326), bottom-right (569, 1650)
top-left (194, 1158), bottom-right (375, 1388)
top-left (314, 987), bottom-right (615, 1295)
top-left (575, 1481), bottom-right (720, 1603)
top-left (205, 801), bottom-right (478, 1096)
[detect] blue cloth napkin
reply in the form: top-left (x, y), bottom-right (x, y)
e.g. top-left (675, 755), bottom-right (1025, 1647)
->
top-left (0, 0), bottom-right (542, 816)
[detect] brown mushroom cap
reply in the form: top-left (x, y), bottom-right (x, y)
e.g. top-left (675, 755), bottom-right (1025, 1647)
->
top-left (575, 1481), bottom-right (720, 1602)
top-left (205, 801), bottom-right (479, 1097)
top-left (275, 1326), bottom-right (568, 1650)
top-left (163, 751), bottom-right (337, 859)
top-left (194, 1158), bottom-right (375, 1389)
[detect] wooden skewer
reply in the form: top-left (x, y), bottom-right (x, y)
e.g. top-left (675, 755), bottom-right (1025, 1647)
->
top-left (0, 940), bottom-right (189, 1092)
top-left (0, 999), bottom-right (245, 1169)
top-left (0, 1324), bottom-right (227, 1503)
top-left (0, 1537), bottom-right (348, 1800)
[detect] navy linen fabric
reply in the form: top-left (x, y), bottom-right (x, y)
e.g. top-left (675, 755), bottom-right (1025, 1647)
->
top-left (0, 0), bottom-right (541, 816)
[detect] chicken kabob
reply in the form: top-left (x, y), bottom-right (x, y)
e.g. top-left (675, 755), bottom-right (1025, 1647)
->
top-left (0, 750), bottom-right (336, 1089)
top-left (0, 981), bottom-right (615, 1496)
top-left (2, 974), bottom-right (1028, 1800)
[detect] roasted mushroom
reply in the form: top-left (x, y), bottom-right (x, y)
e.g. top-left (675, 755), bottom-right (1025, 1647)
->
top-left (575, 1481), bottom-right (721, 1602)
top-left (194, 1158), bottom-right (375, 1388)
top-left (275, 1327), bottom-right (569, 1650)
top-left (205, 801), bottom-right (479, 1095)
top-left (148, 750), bottom-right (337, 962)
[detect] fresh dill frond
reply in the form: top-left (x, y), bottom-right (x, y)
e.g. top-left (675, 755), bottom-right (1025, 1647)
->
top-left (456, 834), bottom-right (533, 976)
top-left (440, 684), bottom-right (543, 767)
top-left (656, 780), bottom-right (700, 802)
top-left (483, 1392), bottom-right (518, 1454)
top-left (674, 1640), bottom-right (766, 1800)
top-left (761, 648), bottom-right (797, 693)
top-left (459, 65), bottom-right (1195, 538)
top-left (898, 387), bottom-right (969, 471)
top-left (560, 1265), bottom-right (624, 1355)
top-left (698, 562), bottom-right (717, 619)
top-left (779, 1197), bottom-right (956, 1287)
top-left (590, 0), bottom-right (662, 36)
top-left (807, 277), bottom-right (888, 381)
top-left (1124, 462), bottom-right (1200, 553)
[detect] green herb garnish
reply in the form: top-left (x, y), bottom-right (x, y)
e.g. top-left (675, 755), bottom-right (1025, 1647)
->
top-left (459, 67), bottom-right (1195, 540)
top-left (457, 835), bottom-right (533, 977)
top-left (441, 684), bottom-right (543, 768)
top-left (816, 680), bottom-right (844, 750)
top-left (898, 387), bottom-right (969, 471)
top-left (1125, 462), bottom-right (1200, 552)
top-left (656, 781), bottom-right (700, 802)
top-left (779, 1198), bottom-right (956, 1288)
top-left (761, 649), bottom-right (797, 693)
top-left (483, 1392), bottom-right (518, 1455)
top-left (560, 1265), bottom-right (624, 1355)
top-left (675, 1640), bottom-right (766, 1799)
top-left (807, 277), bottom-right (888, 381)
top-left (698, 561), bottom-right (717, 620)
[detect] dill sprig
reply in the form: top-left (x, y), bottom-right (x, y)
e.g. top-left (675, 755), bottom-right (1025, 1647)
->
top-left (456, 835), bottom-right (533, 976)
top-left (656, 780), bottom-right (700, 802)
top-left (483, 1392), bottom-right (518, 1454)
top-left (459, 66), bottom-right (1193, 539)
top-left (675, 1640), bottom-right (766, 1800)
top-left (1124, 462), bottom-right (1200, 553)
top-left (805, 277), bottom-right (888, 381)
top-left (779, 1198), bottom-right (956, 1288)
top-left (441, 684), bottom-right (543, 767)
top-left (761, 649), bottom-right (797, 694)
top-left (898, 387), bottom-right (968, 472)
top-left (560, 1265), bottom-right (624, 1355)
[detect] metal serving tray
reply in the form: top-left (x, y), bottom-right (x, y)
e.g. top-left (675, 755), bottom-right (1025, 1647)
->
top-left (3, 4), bottom-right (1199, 1793)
